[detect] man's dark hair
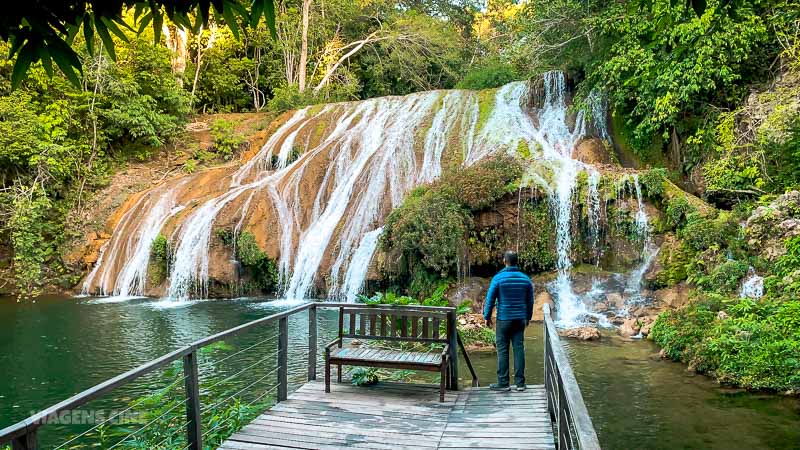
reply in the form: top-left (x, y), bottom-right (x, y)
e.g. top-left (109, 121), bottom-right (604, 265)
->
top-left (503, 251), bottom-right (518, 266)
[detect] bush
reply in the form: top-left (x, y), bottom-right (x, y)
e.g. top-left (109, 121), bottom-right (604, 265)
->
top-left (210, 119), bottom-right (245, 160)
top-left (665, 195), bottom-right (695, 229)
top-left (150, 234), bottom-right (169, 262)
top-left (235, 232), bottom-right (278, 293)
top-left (382, 188), bottom-right (470, 276)
top-left (640, 168), bottom-right (667, 199)
top-left (456, 61), bottom-right (520, 90)
top-left (351, 368), bottom-right (380, 386)
top-left (653, 295), bottom-right (800, 391)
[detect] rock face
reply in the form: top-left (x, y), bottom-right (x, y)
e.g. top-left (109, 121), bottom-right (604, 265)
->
top-left (446, 277), bottom-right (490, 312)
top-left (746, 191), bottom-right (800, 261)
top-left (560, 327), bottom-right (601, 341)
top-left (574, 138), bottom-right (613, 165)
top-left (653, 282), bottom-right (691, 310)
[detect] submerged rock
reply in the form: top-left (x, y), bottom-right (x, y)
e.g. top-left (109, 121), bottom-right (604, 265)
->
top-left (560, 327), bottom-right (601, 341)
top-left (619, 318), bottom-right (641, 337)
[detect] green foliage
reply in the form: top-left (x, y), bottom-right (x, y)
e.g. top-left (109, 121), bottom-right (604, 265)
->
top-left (640, 168), bottom-right (667, 199)
top-left (3, 1), bottom-right (277, 88)
top-left (459, 325), bottom-right (497, 348)
top-left (652, 295), bottom-right (800, 391)
top-left (8, 186), bottom-right (53, 299)
top-left (210, 119), bottom-right (245, 160)
top-left (382, 187), bottom-right (470, 276)
top-left (235, 231), bottom-right (278, 293)
top-left (764, 236), bottom-right (800, 295)
top-left (456, 60), bottom-right (520, 90)
top-left (150, 234), bottom-right (169, 262)
top-left (351, 367), bottom-right (380, 386)
top-left (665, 195), bottom-right (696, 229)
top-left (382, 157), bottom-right (522, 281)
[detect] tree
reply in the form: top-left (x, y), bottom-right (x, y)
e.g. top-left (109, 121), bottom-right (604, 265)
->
top-left (2, 0), bottom-right (277, 88)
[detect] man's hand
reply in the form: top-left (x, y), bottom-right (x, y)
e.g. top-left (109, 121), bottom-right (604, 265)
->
top-left (485, 317), bottom-right (493, 328)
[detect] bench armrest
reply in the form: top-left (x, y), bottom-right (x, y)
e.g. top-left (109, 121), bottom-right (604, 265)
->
top-left (440, 343), bottom-right (450, 359)
top-left (324, 337), bottom-right (342, 353)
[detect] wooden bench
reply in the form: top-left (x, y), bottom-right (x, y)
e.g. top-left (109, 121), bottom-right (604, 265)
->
top-left (324, 306), bottom-right (452, 402)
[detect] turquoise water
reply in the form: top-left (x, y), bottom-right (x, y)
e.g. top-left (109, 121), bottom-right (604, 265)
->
top-left (1, 296), bottom-right (798, 449)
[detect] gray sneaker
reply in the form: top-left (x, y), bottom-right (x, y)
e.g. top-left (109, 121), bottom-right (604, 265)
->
top-left (489, 383), bottom-right (511, 392)
top-left (515, 385), bottom-right (527, 392)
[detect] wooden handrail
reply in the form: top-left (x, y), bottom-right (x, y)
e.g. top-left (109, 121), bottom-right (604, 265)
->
top-left (543, 304), bottom-right (602, 450)
top-left (0, 302), bottom-right (460, 449)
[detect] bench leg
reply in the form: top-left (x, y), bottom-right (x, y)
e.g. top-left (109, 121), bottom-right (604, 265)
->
top-left (325, 356), bottom-right (331, 393)
top-left (337, 364), bottom-right (342, 383)
top-left (440, 359), bottom-right (447, 403)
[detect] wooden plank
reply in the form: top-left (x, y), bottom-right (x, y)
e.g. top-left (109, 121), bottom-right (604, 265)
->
top-left (380, 314), bottom-right (387, 337)
top-left (411, 317), bottom-right (419, 338)
top-left (359, 313), bottom-right (367, 336)
top-left (433, 318), bottom-right (440, 339)
top-left (369, 314), bottom-right (377, 336)
top-left (422, 317), bottom-right (430, 338)
top-left (349, 312), bottom-right (357, 335)
top-left (219, 381), bottom-right (556, 450)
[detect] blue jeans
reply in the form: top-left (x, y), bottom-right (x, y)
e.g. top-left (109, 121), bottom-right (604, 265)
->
top-left (496, 319), bottom-right (526, 387)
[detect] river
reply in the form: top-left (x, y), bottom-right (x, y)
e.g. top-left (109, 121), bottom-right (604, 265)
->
top-left (1, 296), bottom-right (798, 449)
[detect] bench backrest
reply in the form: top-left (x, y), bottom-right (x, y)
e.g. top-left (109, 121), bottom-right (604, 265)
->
top-left (337, 306), bottom-right (451, 344)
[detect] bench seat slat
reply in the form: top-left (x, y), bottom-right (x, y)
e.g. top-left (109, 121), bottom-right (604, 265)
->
top-left (330, 346), bottom-right (442, 366)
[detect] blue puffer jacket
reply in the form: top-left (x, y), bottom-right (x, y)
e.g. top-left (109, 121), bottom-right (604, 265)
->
top-left (483, 266), bottom-right (534, 321)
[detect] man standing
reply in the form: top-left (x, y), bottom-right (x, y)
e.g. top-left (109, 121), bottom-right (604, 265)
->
top-left (483, 251), bottom-right (534, 392)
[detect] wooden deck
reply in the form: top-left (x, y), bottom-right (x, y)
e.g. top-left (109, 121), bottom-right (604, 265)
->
top-left (219, 381), bottom-right (555, 450)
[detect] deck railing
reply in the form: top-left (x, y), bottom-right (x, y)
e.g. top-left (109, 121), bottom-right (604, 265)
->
top-left (0, 302), bottom-right (465, 450)
top-left (543, 304), bottom-right (602, 450)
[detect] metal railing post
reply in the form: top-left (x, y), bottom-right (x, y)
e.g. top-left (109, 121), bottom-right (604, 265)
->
top-left (278, 316), bottom-right (289, 401)
top-left (183, 351), bottom-right (202, 450)
top-left (308, 305), bottom-right (317, 381)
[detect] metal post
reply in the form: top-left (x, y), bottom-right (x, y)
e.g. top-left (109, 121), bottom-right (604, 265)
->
top-left (183, 351), bottom-right (202, 450)
top-left (11, 430), bottom-right (37, 450)
top-left (447, 310), bottom-right (459, 390)
top-left (278, 316), bottom-right (289, 401)
top-left (308, 305), bottom-right (317, 381)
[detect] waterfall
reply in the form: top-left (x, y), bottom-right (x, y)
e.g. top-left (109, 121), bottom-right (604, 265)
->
top-left (624, 175), bottom-right (659, 304)
top-left (740, 267), bottom-right (764, 299)
top-left (341, 227), bottom-right (384, 302)
top-left (588, 90), bottom-right (611, 141)
top-left (84, 74), bottom-right (620, 308)
top-left (587, 170), bottom-right (601, 265)
top-left (82, 181), bottom-right (187, 297)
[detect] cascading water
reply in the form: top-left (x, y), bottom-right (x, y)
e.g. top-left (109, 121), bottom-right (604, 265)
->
top-left (740, 267), bottom-right (764, 299)
top-left (623, 175), bottom-right (659, 304)
top-left (85, 74), bottom-right (643, 321)
top-left (82, 181), bottom-right (188, 297)
top-left (587, 170), bottom-right (602, 265)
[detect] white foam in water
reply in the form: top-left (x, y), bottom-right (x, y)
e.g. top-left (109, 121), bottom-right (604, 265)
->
top-left (740, 267), bottom-right (764, 299)
top-left (340, 227), bottom-right (384, 302)
top-left (587, 169), bottom-right (601, 265)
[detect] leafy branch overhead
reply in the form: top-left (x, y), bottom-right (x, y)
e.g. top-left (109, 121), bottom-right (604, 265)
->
top-left (2, 0), bottom-right (276, 88)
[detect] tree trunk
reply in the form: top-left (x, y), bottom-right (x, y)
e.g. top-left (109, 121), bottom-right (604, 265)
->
top-left (298, 0), bottom-right (312, 92)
